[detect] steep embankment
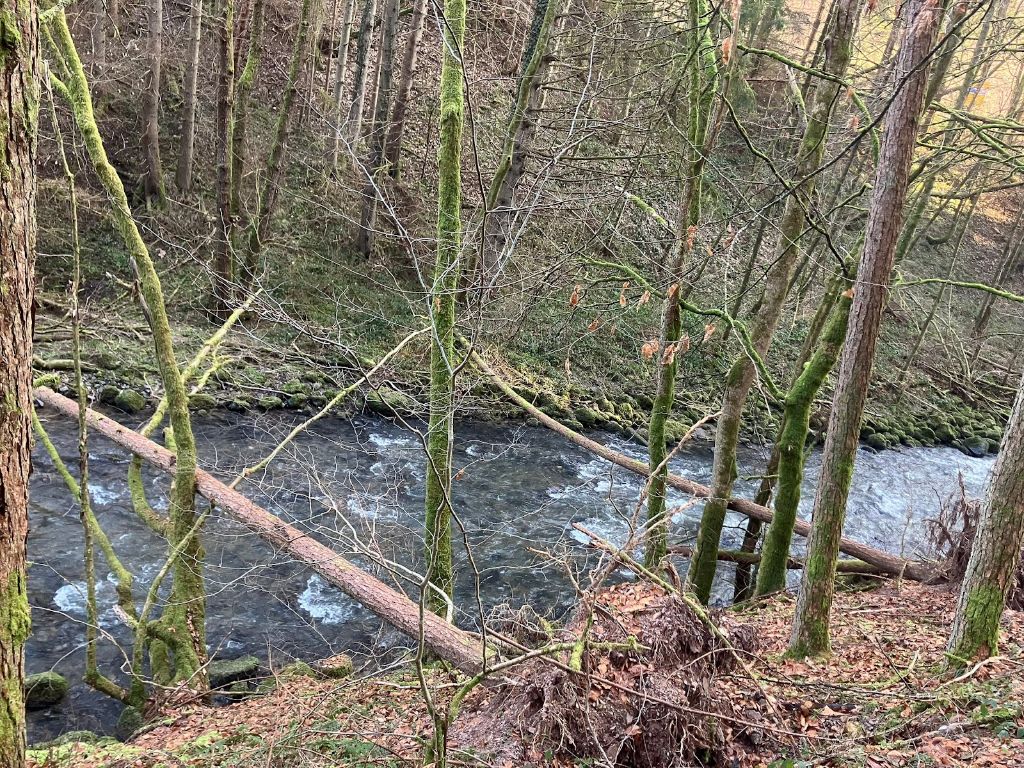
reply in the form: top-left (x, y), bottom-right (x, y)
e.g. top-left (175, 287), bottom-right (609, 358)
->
top-left (27, 582), bottom-right (1024, 767)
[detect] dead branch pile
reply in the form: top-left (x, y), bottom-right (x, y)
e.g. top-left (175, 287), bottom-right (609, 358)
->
top-left (460, 582), bottom-right (771, 768)
top-left (927, 476), bottom-right (1023, 609)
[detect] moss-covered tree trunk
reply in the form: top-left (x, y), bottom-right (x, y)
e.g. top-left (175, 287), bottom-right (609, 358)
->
top-left (357, 0), bottom-right (400, 257)
top-left (789, 0), bottom-right (941, 658)
top-left (948, 370), bottom-right (1024, 661)
top-left (0, 0), bottom-right (39, 758)
top-left (755, 286), bottom-right (852, 596)
top-left (242, 0), bottom-right (315, 284)
top-left (424, 0), bottom-right (466, 616)
top-left (644, 0), bottom-right (717, 570)
top-left (141, 0), bottom-right (165, 205)
top-left (382, 0), bottom-right (427, 177)
top-left (48, 11), bottom-right (208, 687)
top-left (175, 0), bottom-right (203, 192)
top-left (687, 0), bottom-right (860, 604)
top-left (213, 0), bottom-right (235, 315)
top-left (480, 0), bottom-right (562, 288)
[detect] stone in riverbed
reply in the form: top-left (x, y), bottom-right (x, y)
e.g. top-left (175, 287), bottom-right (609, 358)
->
top-left (188, 393), bottom-right (218, 411)
top-left (114, 388), bottom-right (147, 413)
top-left (25, 672), bottom-right (69, 709)
top-left (957, 436), bottom-right (990, 458)
top-left (208, 655), bottom-right (261, 688)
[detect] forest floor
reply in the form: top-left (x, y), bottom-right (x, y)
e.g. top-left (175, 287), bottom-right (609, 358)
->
top-left (27, 581), bottom-right (1024, 768)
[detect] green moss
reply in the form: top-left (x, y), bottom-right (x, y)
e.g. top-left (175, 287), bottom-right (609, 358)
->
top-left (24, 671), bottom-right (68, 709)
top-left (114, 388), bottom-right (147, 413)
top-left (207, 655), bottom-right (260, 688)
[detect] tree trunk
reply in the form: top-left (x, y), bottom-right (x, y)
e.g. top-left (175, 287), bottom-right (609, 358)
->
top-left (175, 0), bottom-right (204, 192)
top-left (328, 0), bottom-right (357, 168)
top-left (789, 0), bottom-right (941, 659)
top-left (424, 0), bottom-right (466, 615)
top-left (480, 0), bottom-right (563, 288)
top-left (48, 12), bottom-right (208, 685)
top-left (0, 0), bottom-right (38, 758)
top-left (213, 0), bottom-right (235, 315)
top-left (688, 0), bottom-right (860, 605)
top-left (230, 0), bottom-right (266, 244)
top-left (756, 286), bottom-right (852, 596)
top-left (142, 0), bottom-right (165, 205)
top-left (34, 388), bottom-right (488, 675)
top-left (357, 0), bottom-right (401, 257)
top-left (382, 0), bottom-right (427, 177)
top-left (948, 370), bottom-right (1024, 661)
top-left (341, 0), bottom-right (378, 150)
top-left (645, 0), bottom-right (717, 570)
top-left (243, 0), bottom-right (316, 284)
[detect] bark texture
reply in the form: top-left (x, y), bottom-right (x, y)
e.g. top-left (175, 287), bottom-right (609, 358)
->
top-left (382, 0), bottom-right (427, 176)
top-left (175, 0), bottom-right (204, 191)
top-left (424, 0), bottom-right (466, 615)
top-left (0, 0), bottom-right (38, 758)
top-left (948, 372), bottom-right (1024, 661)
top-left (789, 0), bottom-right (942, 658)
top-left (141, 0), bottom-right (165, 204)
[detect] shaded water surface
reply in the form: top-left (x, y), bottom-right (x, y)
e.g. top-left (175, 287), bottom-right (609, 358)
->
top-left (27, 408), bottom-right (994, 740)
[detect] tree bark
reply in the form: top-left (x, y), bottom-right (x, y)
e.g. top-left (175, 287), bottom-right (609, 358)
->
top-left (789, 0), bottom-right (942, 659)
top-left (242, 0), bottom-right (316, 284)
top-left (142, 0), bottom-right (165, 205)
top-left (357, 0), bottom-right (401, 257)
top-left (947, 370), bottom-right (1024, 661)
top-left (480, 0), bottom-right (563, 288)
top-left (33, 388), bottom-right (487, 675)
top-left (328, 0), bottom-right (357, 168)
top-left (0, 0), bottom-right (39, 758)
top-left (688, 0), bottom-right (860, 605)
top-left (213, 0), bottom-right (236, 315)
top-left (340, 0), bottom-right (378, 151)
top-left (645, 0), bottom-right (717, 570)
top-left (382, 0), bottom-right (428, 177)
top-left (424, 0), bottom-right (467, 615)
top-left (175, 0), bottom-right (204, 192)
top-left (230, 0), bottom-right (265, 246)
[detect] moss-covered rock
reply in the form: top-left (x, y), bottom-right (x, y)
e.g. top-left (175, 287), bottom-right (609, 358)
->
top-left (98, 384), bottom-right (120, 405)
top-left (208, 655), bottom-right (261, 688)
top-left (115, 705), bottom-right (145, 740)
top-left (365, 389), bottom-right (417, 417)
top-left (287, 393), bottom-right (309, 409)
top-left (257, 395), bottom-right (284, 410)
top-left (25, 671), bottom-right (69, 709)
top-left (957, 436), bottom-right (990, 458)
top-left (227, 397), bottom-right (251, 412)
top-left (114, 388), bottom-right (147, 413)
top-left (315, 654), bottom-right (354, 679)
top-left (30, 730), bottom-right (101, 750)
top-left (282, 379), bottom-right (306, 395)
top-left (188, 393), bottom-right (218, 411)
top-left (574, 405), bottom-right (602, 428)
top-left (256, 661), bottom-right (320, 694)
top-left (865, 433), bottom-right (891, 451)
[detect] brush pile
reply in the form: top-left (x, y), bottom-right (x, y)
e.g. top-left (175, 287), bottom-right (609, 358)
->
top-left (459, 581), bottom-right (775, 768)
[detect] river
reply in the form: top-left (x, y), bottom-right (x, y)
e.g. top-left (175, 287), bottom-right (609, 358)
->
top-left (25, 408), bottom-right (995, 741)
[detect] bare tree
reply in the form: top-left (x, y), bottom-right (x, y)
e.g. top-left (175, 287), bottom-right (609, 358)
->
top-left (790, 0), bottom-right (942, 659)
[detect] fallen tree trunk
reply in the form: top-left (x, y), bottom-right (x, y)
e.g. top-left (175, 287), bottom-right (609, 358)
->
top-left (667, 545), bottom-right (885, 574)
top-left (34, 387), bottom-right (487, 675)
top-left (469, 349), bottom-right (930, 582)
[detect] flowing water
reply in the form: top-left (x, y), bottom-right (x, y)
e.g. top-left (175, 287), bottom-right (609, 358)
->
top-left (26, 408), bottom-right (995, 741)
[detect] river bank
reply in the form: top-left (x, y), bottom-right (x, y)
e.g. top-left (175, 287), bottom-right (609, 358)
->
top-left (32, 295), bottom-right (1010, 462)
top-left (26, 582), bottom-right (1024, 767)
